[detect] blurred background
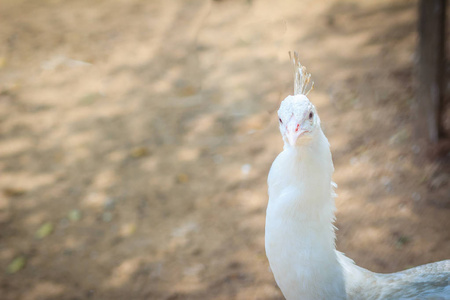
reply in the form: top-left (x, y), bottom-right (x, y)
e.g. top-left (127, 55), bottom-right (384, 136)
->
top-left (0, 0), bottom-right (449, 299)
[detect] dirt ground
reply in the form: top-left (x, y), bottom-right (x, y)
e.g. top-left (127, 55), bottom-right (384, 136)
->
top-left (0, 0), bottom-right (449, 299)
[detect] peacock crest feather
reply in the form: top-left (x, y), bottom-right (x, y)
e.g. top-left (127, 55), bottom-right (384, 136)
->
top-left (289, 51), bottom-right (314, 96)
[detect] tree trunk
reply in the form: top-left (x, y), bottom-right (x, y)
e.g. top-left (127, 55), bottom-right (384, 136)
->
top-left (417, 0), bottom-right (447, 144)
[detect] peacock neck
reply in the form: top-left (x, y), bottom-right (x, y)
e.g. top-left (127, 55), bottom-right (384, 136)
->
top-left (290, 129), bottom-right (336, 241)
top-left (271, 128), bottom-right (336, 219)
top-left (266, 128), bottom-right (346, 299)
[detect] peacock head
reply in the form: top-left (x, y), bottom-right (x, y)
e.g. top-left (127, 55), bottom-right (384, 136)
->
top-left (278, 94), bottom-right (320, 147)
top-left (278, 52), bottom-right (319, 147)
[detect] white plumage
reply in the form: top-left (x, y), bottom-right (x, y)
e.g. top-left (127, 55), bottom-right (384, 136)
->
top-left (265, 52), bottom-right (450, 300)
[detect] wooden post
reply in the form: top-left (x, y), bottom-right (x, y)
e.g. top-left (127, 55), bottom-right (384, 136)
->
top-left (417, 0), bottom-right (447, 144)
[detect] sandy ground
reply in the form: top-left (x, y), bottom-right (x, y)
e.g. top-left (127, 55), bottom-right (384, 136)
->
top-left (0, 0), bottom-right (449, 299)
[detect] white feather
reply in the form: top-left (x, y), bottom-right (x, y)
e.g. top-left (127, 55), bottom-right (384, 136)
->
top-left (265, 55), bottom-right (450, 300)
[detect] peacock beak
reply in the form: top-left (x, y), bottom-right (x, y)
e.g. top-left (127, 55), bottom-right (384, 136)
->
top-left (285, 120), bottom-right (305, 146)
top-left (286, 130), bottom-right (304, 146)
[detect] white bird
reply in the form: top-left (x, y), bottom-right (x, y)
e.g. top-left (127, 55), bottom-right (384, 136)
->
top-left (265, 52), bottom-right (450, 300)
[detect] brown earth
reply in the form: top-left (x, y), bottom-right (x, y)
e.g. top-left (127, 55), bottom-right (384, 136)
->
top-left (0, 0), bottom-right (449, 299)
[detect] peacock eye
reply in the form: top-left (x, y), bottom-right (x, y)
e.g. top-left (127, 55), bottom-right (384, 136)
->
top-left (309, 112), bottom-right (314, 119)
top-left (279, 118), bottom-right (283, 124)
